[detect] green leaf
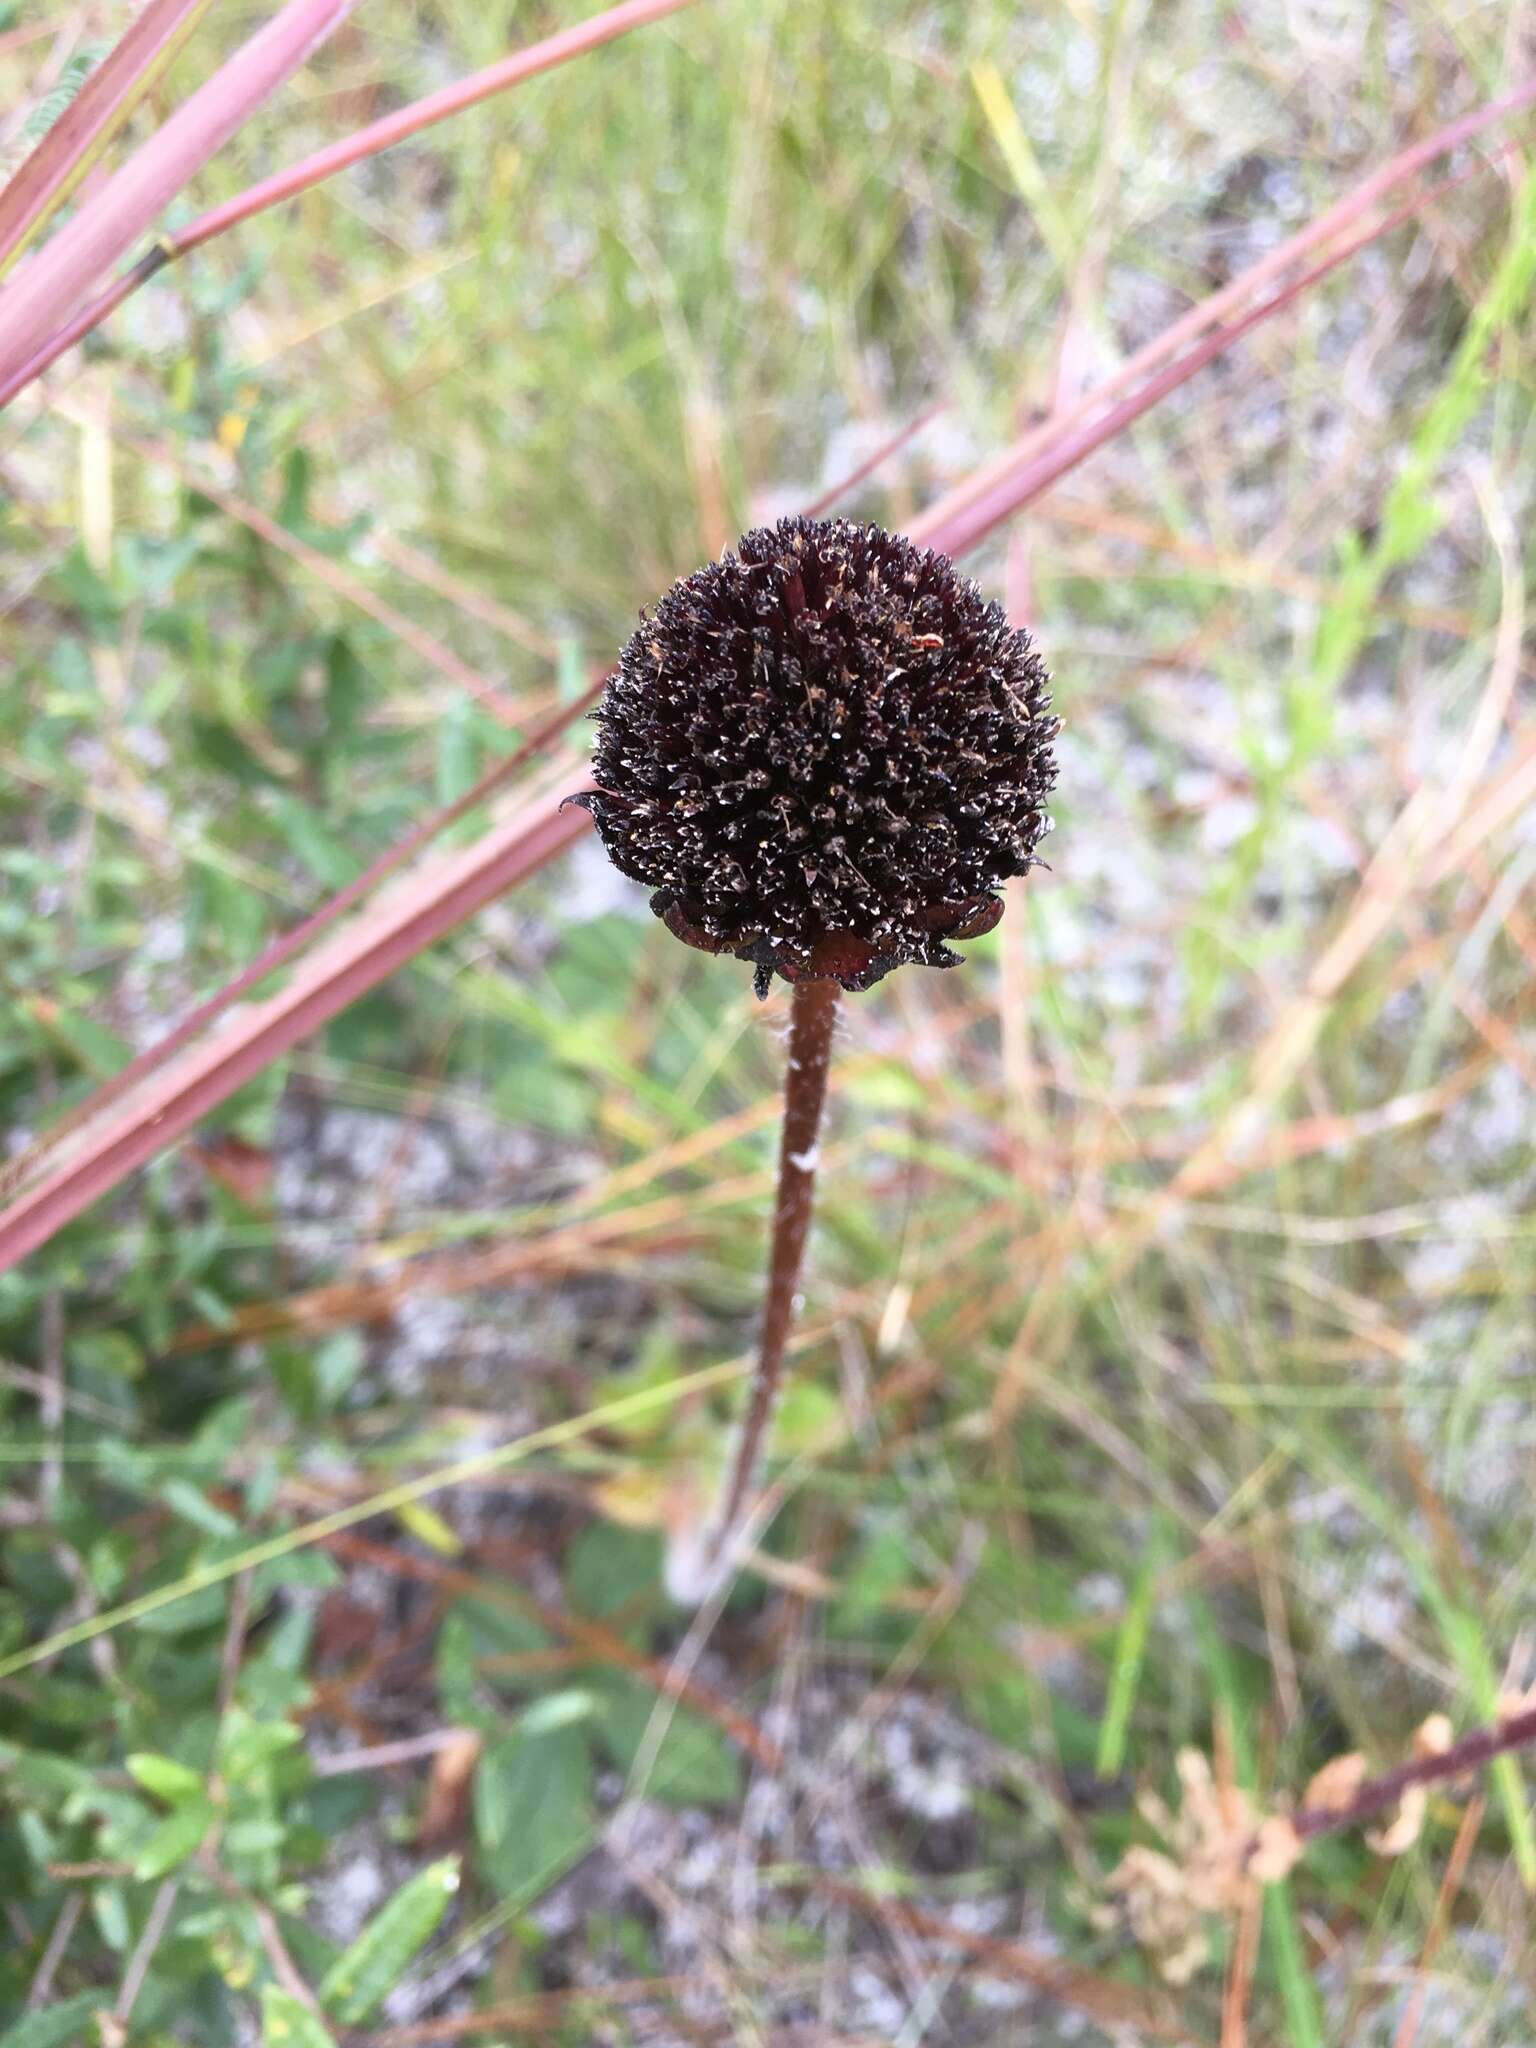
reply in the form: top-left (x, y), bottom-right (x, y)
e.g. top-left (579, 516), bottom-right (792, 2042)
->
top-left (546, 914), bottom-right (643, 1020)
top-left (591, 1683), bottom-right (741, 1808)
top-left (565, 1521), bottom-right (662, 1621)
top-left (130, 1580), bottom-right (229, 1636)
top-left (33, 1003), bottom-right (130, 1078)
top-left (67, 1329), bottom-right (144, 1380)
top-left (267, 794), bottom-right (357, 888)
top-left (318, 1857), bottom-right (459, 2023)
top-left (224, 1817), bottom-right (287, 1857)
top-left (277, 448), bottom-right (313, 527)
top-left (261, 1987), bottom-right (339, 2048)
top-left (91, 1882), bottom-right (131, 1953)
top-left (219, 1710), bottom-right (304, 1785)
top-left (0, 1992), bottom-right (107, 2048)
top-left (473, 1725), bottom-right (591, 1902)
top-left (434, 697), bottom-right (482, 807)
top-left (135, 1794), bottom-right (216, 1877)
top-left (160, 1479), bottom-right (240, 1537)
top-left (17, 1808), bottom-right (56, 1869)
top-left (5, 1749), bottom-right (91, 1805)
top-left (394, 1499), bottom-right (462, 1557)
top-left (490, 1052), bottom-right (592, 1135)
top-left (436, 1597), bottom-right (552, 1728)
top-left (127, 1752), bottom-right (207, 1806)
top-left (831, 1519), bottom-right (915, 1634)
top-left (555, 632), bottom-right (586, 702)
top-left (519, 1688), bottom-right (598, 1737)
top-left (771, 1379), bottom-right (844, 1457)
top-left (324, 634), bottom-right (366, 750)
top-left (250, 1547), bottom-right (341, 1598)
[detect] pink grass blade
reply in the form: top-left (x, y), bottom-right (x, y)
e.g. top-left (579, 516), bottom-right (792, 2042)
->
top-left (914, 75), bottom-right (1536, 549)
top-left (914, 151), bottom-right (1512, 561)
top-left (0, 0), bottom-right (215, 277)
top-left (0, 766), bottom-right (587, 1275)
top-left (0, 680), bottom-right (606, 1213)
top-left (170, 0), bottom-right (700, 258)
top-left (0, 0), bottom-right (356, 386)
top-left (0, 258), bottom-right (159, 413)
top-left (0, 0), bottom-right (701, 408)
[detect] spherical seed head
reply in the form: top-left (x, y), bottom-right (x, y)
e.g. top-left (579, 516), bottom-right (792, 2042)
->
top-left (570, 516), bottom-right (1058, 996)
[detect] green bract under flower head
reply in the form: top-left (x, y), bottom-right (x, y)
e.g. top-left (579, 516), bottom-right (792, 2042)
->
top-left (569, 516), bottom-right (1058, 996)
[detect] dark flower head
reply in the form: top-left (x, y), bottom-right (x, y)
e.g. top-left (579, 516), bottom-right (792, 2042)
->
top-left (569, 515), bottom-right (1058, 997)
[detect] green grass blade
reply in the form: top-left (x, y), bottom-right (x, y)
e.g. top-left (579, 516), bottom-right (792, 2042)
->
top-left (0, 1354), bottom-right (746, 1682)
top-left (1263, 1881), bottom-right (1326, 2048)
top-left (1095, 1524), bottom-right (1162, 1779)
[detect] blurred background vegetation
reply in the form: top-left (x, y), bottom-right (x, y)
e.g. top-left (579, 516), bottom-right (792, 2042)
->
top-left (1, 1), bottom-right (1533, 2041)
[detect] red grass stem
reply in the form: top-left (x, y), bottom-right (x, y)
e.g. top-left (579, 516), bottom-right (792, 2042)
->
top-left (0, 0), bottom-right (213, 274)
top-left (1291, 1703), bottom-right (1536, 1848)
top-left (0, 0), bottom-right (700, 410)
top-left (913, 74), bottom-right (1536, 550)
top-left (0, 257), bottom-right (154, 412)
top-left (799, 397), bottom-right (949, 518)
top-left (0, 0), bottom-right (358, 384)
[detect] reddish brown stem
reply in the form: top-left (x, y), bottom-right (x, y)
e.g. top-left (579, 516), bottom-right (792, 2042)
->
top-left (1291, 1702), bottom-right (1536, 1846)
top-left (698, 975), bottom-right (840, 1578)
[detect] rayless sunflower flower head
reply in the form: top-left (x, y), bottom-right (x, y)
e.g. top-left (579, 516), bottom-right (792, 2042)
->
top-left (570, 515), bottom-right (1058, 996)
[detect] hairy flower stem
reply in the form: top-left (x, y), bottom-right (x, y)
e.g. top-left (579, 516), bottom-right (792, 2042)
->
top-left (698, 974), bottom-right (840, 1582)
top-left (1291, 1700), bottom-right (1536, 1847)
